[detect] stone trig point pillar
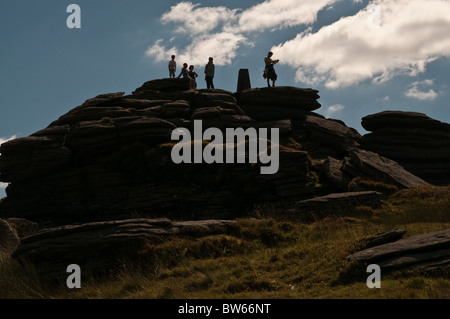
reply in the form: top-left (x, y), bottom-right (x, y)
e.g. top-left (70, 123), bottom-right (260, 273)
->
top-left (237, 69), bottom-right (251, 92)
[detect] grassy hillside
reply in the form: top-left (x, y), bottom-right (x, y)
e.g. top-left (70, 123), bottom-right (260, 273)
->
top-left (1, 185), bottom-right (450, 299)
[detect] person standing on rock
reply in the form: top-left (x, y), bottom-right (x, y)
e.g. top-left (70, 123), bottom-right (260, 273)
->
top-left (188, 65), bottom-right (199, 89)
top-left (168, 55), bottom-right (177, 79)
top-left (204, 57), bottom-right (215, 89)
top-left (264, 52), bottom-right (279, 88)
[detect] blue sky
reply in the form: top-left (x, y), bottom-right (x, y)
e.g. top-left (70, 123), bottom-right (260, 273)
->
top-left (1, 0), bottom-right (450, 197)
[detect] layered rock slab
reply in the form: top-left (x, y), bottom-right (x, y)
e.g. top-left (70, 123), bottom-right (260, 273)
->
top-left (344, 149), bottom-right (428, 189)
top-left (12, 218), bottom-right (237, 279)
top-left (362, 111), bottom-right (450, 185)
top-left (348, 228), bottom-right (450, 272)
top-left (236, 87), bottom-right (321, 121)
top-left (293, 191), bottom-right (384, 221)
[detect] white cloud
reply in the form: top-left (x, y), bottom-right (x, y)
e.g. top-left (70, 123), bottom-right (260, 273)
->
top-left (236, 0), bottom-right (338, 32)
top-left (147, 2), bottom-right (245, 67)
top-left (146, 39), bottom-right (173, 62)
top-left (147, 0), bottom-right (450, 88)
top-left (325, 104), bottom-right (345, 117)
top-left (405, 79), bottom-right (438, 100)
top-left (0, 182), bottom-right (7, 190)
top-left (161, 2), bottom-right (238, 35)
top-left (0, 135), bottom-right (16, 147)
top-left (146, 32), bottom-right (248, 67)
top-left (146, 0), bottom-right (337, 67)
top-left (272, 0), bottom-right (450, 88)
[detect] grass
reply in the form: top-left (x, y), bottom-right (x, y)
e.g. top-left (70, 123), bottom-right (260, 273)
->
top-left (1, 185), bottom-right (450, 299)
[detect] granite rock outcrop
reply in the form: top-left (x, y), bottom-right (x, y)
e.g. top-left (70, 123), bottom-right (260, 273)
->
top-left (0, 76), bottom-right (446, 278)
top-left (0, 79), bottom-right (433, 227)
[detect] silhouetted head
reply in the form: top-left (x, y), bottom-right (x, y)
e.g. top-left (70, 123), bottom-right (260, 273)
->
top-left (268, 52), bottom-right (273, 57)
top-left (189, 65), bottom-right (194, 70)
top-left (171, 55), bottom-right (175, 60)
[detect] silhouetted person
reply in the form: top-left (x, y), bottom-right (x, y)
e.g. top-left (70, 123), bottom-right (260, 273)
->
top-left (168, 55), bottom-right (176, 79)
top-left (188, 65), bottom-right (198, 89)
top-left (263, 52), bottom-right (279, 87)
top-left (204, 57), bottom-right (215, 89)
top-left (177, 63), bottom-right (190, 79)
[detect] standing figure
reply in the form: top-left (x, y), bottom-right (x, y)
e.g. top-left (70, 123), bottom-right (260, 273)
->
top-left (168, 55), bottom-right (177, 79)
top-left (204, 57), bottom-right (215, 89)
top-left (263, 52), bottom-right (279, 87)
top-left (188, 65), bottom-right (198, 89)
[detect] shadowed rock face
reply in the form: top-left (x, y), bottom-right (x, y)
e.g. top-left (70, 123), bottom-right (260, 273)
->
top-left (362, 111), bottom-right (450, 185)
top-left (0, 79), bottom-right (435, 227)
top-left (0, 80), bottom-right (325, 226)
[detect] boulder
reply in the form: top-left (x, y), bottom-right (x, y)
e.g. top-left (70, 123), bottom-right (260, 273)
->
top-left (302, 115), bottom-right (361, 154)
top-left (237, 87), bottom-right (321, 121)
top-left (191, 90), bottom-right (240, 109)
top-left (237, 87), bottom-right (320, 109)
top-left (133, 78), bottom-right (191, 92)
top-left (365, 229), bottom-right (407, 248)
top-left (348, 228), bottom-right (450, 272)
top-left (361, 111), bottom-right (450, 185)
top-left (361, 110), bottom-right (450, 132)
top-left (346, 149), bottom-right (428, 189)
top-left (12, 218), bottom-right (237, 279)
top-left (293, 191), bottom-right (384, 221)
